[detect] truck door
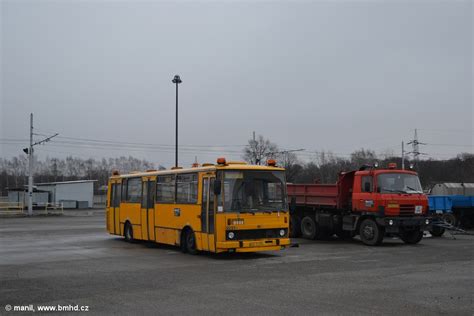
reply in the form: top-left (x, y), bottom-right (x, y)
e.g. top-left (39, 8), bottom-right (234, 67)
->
top-left (201, 175), bottom-right (216, 252)
top-left (354, 175), bottom-right (376, 212)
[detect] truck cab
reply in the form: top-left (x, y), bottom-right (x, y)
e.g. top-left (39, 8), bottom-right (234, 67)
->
top-left (337, 164), bottom-right (431, 245)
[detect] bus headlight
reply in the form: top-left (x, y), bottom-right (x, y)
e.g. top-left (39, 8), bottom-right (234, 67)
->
top-left (388, 220), bottom-right (394, 226)
top-left (279, 229), bottom-right (286, 237)
top-left (425, 219), bottom-right (430, 225)
top-left (228, 232), bottom-right (235, 240)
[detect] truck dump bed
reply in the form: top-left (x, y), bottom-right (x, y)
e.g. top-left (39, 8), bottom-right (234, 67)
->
top-left (287, 184), bottom-right (338, 208)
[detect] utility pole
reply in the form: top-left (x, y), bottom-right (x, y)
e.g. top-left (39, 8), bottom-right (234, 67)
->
top-left (172, 75), bottom-right (182, 168)
top-left (24, 113), bottom-right (59, 216)
top-left (27, 113), bottom-right (33, 216)
top-left (401, 141), bottom-right (405, 170)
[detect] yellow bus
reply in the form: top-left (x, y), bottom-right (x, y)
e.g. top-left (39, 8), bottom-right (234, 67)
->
top-left (106, 158), bottom-right (290, 254)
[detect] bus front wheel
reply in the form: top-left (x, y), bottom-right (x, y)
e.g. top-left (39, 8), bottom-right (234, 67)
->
top-left (184, 229), bottom-right (198, 255)
top-left (124, 222), bottom-right (134, 242)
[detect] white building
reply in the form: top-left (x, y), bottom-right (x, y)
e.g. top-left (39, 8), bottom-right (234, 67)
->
top-left (36, 180), bottom-right (96, 208)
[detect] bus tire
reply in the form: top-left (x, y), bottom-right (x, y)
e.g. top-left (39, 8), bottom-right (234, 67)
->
top-left (399, 230), bottom-right (423, 244)
top-left (184, 229), bottom-right (198, 255)
top-left (301, 216), bottom-right (317, 240)
top-left (359, 218), bottom-right (384, 246)
top-left (290, 215), bottom-right (301, 237)
top-left (124, 222), bottom-right (133, 242)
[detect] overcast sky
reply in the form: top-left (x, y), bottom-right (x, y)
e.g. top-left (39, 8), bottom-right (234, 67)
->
top-left (1, 0), bottom-right (472, 167)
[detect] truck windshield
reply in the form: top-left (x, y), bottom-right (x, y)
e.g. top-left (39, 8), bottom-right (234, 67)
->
top-left (377, 173), bottom-right (423, 194)
top-left (222, 170), bottom-right (287, 212)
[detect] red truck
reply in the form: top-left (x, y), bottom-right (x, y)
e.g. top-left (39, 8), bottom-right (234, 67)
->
top-left (288, 163), bottom-right (432, 246)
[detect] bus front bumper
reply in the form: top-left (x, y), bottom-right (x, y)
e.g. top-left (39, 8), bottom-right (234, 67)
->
top-left (216, 238), bottom-right (291, 253)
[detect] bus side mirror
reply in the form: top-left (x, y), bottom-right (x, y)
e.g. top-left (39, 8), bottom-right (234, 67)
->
top-left (213, 180), bottom-right (222, 195)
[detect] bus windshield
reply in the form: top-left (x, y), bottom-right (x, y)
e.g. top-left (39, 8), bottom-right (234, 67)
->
top-left (222, 170), bottom-right (287, 212)
top-left (377, 173), bottom-right (423, 194)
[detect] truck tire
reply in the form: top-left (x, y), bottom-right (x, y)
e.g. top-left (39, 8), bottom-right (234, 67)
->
top-left (290, 215), bottom-right (301, 237)
top-left (359, 219), bottom-right (384, 246)
top-left (443, 213), bottom-right (457, 227)
top-left (399, 230), bottom-right (423, 244)
top-left (301, 216), bottom-right (318, 240)
top-left (429, 226), bottom-right (445, 237)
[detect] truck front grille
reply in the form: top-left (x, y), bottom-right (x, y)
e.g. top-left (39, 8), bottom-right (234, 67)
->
top-left (399, 204), bottom-right (415, 216)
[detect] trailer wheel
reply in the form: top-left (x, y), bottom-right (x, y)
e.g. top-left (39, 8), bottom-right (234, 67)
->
top-left (443, 213), bottom-right (457, 227)
top-left (301, 216), bottom-right (318, 240)
top-left (359, 219), bottom-right (384, 246)
top-left (290, 215), bottom-right (301, 238)
top-left (429, 226), bottom-right (445, 237)
top-left (399, 230), bottom-right (423, 244)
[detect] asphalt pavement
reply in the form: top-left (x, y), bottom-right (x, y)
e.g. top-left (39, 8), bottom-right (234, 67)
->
top-left (0, 212), bottom-right (473, 315)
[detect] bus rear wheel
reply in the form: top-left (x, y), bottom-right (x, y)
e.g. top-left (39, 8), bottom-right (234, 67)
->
top-left (124, 222), bottom-right (133, 242)
top-left (359, 219), bottom-right (384, 246)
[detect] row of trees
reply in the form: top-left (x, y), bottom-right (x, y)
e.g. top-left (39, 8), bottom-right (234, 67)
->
top-left (243, 135), bottom-right (474, 187)
top-left (0, 135), bottom-right (472, 195)
top-left (0, 156), bottom-right (161, 195)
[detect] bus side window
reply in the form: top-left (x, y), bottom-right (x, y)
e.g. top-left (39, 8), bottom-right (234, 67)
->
top-left (127, 178), bottom-right (142, 203)
top-left (121, 179), bottom-right (128, 202)
top-left (148, 181), bottom-right (156, 208)
top-left (157, 175), bottom-right (175, 203)
top-left (114, 183), bottom-right (121, 207)
top-left (176, 173), bottom-right (198, 204)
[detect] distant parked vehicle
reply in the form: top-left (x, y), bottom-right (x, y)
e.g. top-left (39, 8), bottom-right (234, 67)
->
top-left (428, 183), bottom-right (474, 237)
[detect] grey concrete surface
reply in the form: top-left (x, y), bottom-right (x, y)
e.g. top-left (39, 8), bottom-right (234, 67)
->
top-left (0, 213), bottom-right (472, 315)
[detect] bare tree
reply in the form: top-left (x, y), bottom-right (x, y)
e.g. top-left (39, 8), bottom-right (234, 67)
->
top-left (243, 135), bottom-right (278, 165)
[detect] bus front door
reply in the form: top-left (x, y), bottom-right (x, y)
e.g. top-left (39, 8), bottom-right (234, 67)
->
top-left (141, 179), bottom-right (156, 241)
top-left (201, 176), bottom-right (216, 252)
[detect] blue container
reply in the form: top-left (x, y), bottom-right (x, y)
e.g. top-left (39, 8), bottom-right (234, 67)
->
top-left (428, 196), bottom-right (453, 214)
top-left (450, 195), bottom-right (474, 208)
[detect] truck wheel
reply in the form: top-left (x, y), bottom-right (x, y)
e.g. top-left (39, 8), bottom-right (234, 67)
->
top-left (301, 216), bottom-right (318, 240)
top-left (359, 219), bottom-right (384, 246)
top-left (429, 226), bottom-right (445, 237)
top-left (443, 213), bottom-right (457, 227)
top-left (124, 222), bottom-right (133, 242)
top-left (399, 230), bottom-right (423, 244)
top-left (290, 215), bottom-right (301, 237)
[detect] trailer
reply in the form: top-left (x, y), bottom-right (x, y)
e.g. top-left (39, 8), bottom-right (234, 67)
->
top-left (288, 163), bottom-right (432, 246)
top-left (428, 183), bottom-right (474, 236)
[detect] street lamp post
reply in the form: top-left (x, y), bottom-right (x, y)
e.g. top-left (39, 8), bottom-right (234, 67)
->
top-left (172, 75), bottom-right (182, 168)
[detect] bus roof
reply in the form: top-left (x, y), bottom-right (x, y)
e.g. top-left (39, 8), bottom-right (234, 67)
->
top-left (112, 163), bottom-right (285, 179)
